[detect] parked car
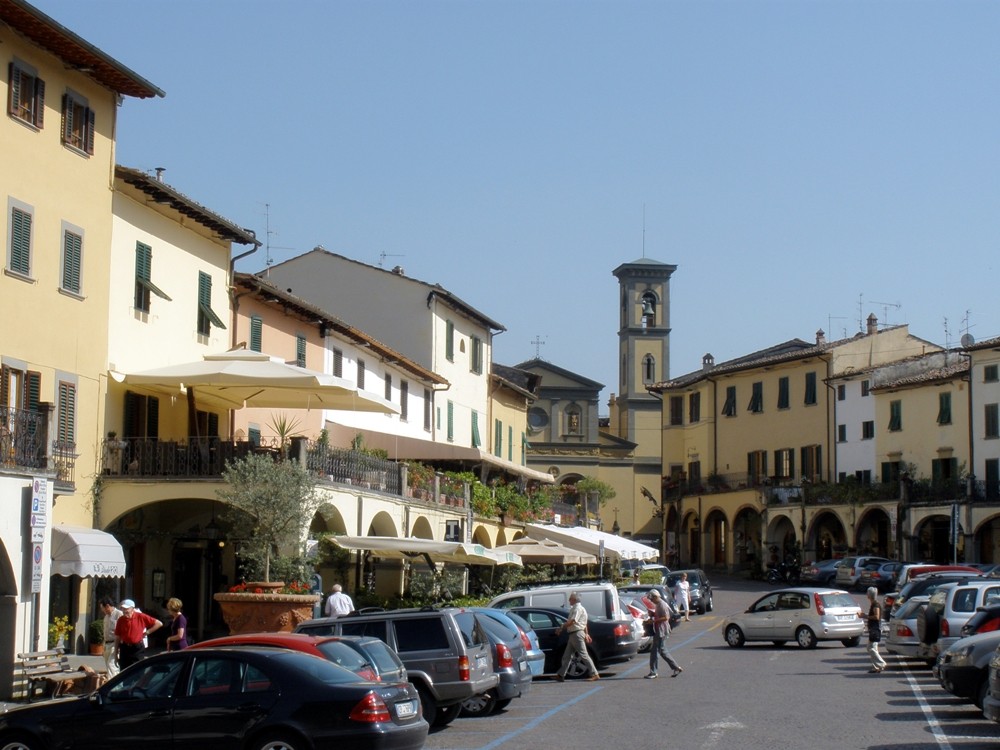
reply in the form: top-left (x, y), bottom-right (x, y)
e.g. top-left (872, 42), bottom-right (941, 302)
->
top-left (192, 632), bottom-right (407, 683)
top-left (858, 561), bottom-right (905, 593)
top-left (489, 582), bottom-right (628, 622)
top-left (885, 595), bottom-right (932, 661)
top-left (722, 587), bottom-right (864, 649)
top-left (498, 609), bottom-right (546, 677)
top-left (800, 559), bottom-right (842, 586)
top-left (983, 644), bottom-right (1000, 723)
top-left (835, 556), bottom-right (891, 590)
top-left (961, 604), bottom-right (1000, 638)
top-left (918, 578), bottom-right (1000, 656)
top-left (968, 563), bottom-right (1000, 575)
top-left (619, 594), bottom-right (653, 652)
top-left (295, 607), bottom-right (497, 727)
top-left (505, 606), bottom-right (639, 677)
top-left (934, 630), bottom-right (1000, 708)
top-left (895, 564), bottom-right (982, 591)
top-left (459, 607), bottom-right (533, 716)
top-left (664, 569), bottom-right (715, 614)
top-left (0, 647), bottom-right (429, 750)
top-left (888, 572), bottom-right (986, 619)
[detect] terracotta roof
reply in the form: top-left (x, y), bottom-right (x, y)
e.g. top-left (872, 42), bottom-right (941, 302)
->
top-left (116, 166), bottom-right (259, 246)
top-left (0, 0), bottom-right (164, 98)
top-left (963, 334), bottom-right (1000, 352)
top-left (870, 356), bottom-right (969, 391)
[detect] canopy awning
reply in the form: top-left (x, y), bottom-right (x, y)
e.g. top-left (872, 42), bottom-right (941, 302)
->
top-left (494, 538), bottom-right (598, 566)
top-left (525, 523), bottom-right (659, 563)
top-left (325, 423), bottom-right (554, 484)
top-left (50, 525), bottom-right (126, 578)
top-left (331, 535), bottom-right (522, 567)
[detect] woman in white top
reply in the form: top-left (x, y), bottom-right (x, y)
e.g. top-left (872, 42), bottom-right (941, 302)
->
top-left (674, 572), bottom-right (691, 622)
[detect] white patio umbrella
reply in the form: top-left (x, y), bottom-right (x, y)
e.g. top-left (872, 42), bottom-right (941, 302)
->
top-left (116, 349), bottom-right (397, 413)
top-left (494, 538), bottom-right (598, 566)
top-left (331, 535), bottom-right (522, 567)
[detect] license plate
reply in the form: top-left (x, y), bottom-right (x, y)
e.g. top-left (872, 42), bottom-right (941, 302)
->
top-left (836, 615), bottom-right (855, 622)
top-left (518, 660), bottom-right (527, 672)
top-left (476, 655), bottom-right (489, 670)
top-left (396, 700), bottom-right (417, 718)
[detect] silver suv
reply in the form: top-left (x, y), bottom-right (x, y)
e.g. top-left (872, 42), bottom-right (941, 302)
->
top-left (295, 607), bottom-right (498, 728)
top-left (835, 556), bottom-right (891, 590)
top-left (919, 579), bottom-right (1000, 658)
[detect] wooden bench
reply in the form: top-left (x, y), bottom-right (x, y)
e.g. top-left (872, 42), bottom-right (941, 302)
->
top-left (17, 649), bottom-right (80, 702)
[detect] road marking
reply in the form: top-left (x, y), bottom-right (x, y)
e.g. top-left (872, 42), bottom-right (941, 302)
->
top-left (900, 660), bottom-right (954, 750)
top-left (700, 717), bottom-right (746, 750)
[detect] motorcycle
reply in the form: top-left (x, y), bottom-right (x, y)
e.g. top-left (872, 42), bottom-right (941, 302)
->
top-left (766, 560), bottom-right (801, 585)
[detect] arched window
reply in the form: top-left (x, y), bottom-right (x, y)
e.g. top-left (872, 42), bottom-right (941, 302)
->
top-left (641, 292), bottom-right (657, 328)
top-left (621, 354), bottom-right (628, 388)
top-left (620, 289), bottom-right (628, 328)
top-left (643, 354), bottom-right (656, 384)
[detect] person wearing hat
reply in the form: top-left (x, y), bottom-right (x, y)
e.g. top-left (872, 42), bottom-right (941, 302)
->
top-left (645, 589), bottom-right (683, 679)
top-left (113, 599), bottom-right (162, 670)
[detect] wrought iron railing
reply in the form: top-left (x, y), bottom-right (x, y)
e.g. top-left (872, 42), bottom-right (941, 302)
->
top-left (305, 441), bottom-right (402, 495)
top-left (0, 407), bottom-right (54, 472)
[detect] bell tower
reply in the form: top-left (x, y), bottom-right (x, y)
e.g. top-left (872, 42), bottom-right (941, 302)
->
top-left (610, 258), bottom-right (676, 449)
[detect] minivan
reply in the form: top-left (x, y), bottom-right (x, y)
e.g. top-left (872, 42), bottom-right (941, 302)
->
top-left (488, 582), bottom-right (626, 622)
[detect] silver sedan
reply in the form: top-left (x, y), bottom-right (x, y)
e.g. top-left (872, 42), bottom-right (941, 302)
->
top-left (723, 587), bottom-right (864, 649)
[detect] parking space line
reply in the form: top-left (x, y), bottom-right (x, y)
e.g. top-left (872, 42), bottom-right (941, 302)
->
top-left (899, 660), bottom-right (954, 750)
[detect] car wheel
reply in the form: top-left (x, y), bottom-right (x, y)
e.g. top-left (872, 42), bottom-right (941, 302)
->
top-left (416, 686), bottom-right (438, 726)
top-left (706, 594), bottom-right (714, 613)
top-left (918, 606), bottom-right (940, 645)
top-left (0, 734), bottom-right (39, 750)
top-left (251, 732), bottom-right (307, 750)
top-left (725, 624), bottom-right (745, 647)
top-left (461, 690), bottom-right (497, 717)
top-left (796, 626), bottom-right (818, 649)
top-left (842, 636), bottom-right (861, 647)
top-left (977, 678), bottom-right (989, 710)
top-left (697, 602), bottom-right (706, 615)
top-left (435, 702), bottom-right (462, 727)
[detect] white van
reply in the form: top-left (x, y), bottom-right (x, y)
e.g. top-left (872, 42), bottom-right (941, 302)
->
top-left (488, 582), bottom-right (626, 621)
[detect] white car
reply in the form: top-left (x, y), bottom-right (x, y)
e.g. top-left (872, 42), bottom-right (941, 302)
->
top-left (723, 587), bottom-right (864, 649)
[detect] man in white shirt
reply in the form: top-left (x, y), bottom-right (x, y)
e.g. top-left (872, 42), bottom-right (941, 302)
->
top-left (555, 592), bottom-right (600, 681)
top-left (324, 584), bottom-right (355, 617)
top-left (99, 597), bottom-right (123, 677)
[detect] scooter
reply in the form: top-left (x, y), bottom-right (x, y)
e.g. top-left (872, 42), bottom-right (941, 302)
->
top-left (766, 561), bottom-right (801, 585)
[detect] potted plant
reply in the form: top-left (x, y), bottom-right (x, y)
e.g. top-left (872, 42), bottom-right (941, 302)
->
top-left (48, 615), bottom-right (73, 650)
top-left (88, 620), bottom-right (105, 655)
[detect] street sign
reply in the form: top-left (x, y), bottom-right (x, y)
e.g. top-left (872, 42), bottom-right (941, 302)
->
top-left (30, 527), bottom-right (44, 543)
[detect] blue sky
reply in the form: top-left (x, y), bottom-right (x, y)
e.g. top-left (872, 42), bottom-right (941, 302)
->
top-left (35, 1), bottom-right (1000, 410)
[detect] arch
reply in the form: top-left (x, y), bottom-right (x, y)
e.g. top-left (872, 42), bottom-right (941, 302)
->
top-left (855, 507), bottom-right (892, 558)
top-left (765, 514), bottom-right (798, 566)
top-left (805, 510), bottom-right (847, 561)
top-left (703, 508), bottom-right (728, 567)
top-left (312, 502), bottom-right (348, 535)
top-left (564, 404), bottom-right (582, 435)
top-left (410, 516), bottom-right (434, 540)
top-left (641, 291), bottom-right (658, 327)
top-left (642, 354), bottom-right (655, 385)
top-left (472, 526), bottom-right (491, 547)
top-left (732, 505), bottom-right (763, 570)
top-left (680, 511), bottom-right (701, 567)
top-left (974, 512), bottom-right (1000, 564)
top-left (366, 511), bottom-right (399, 537)
top-left (914, 514), bottom-right (964, 563)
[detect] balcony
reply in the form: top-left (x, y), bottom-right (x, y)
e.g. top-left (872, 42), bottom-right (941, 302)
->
top-left (0, 406), bottom-right (76, 490)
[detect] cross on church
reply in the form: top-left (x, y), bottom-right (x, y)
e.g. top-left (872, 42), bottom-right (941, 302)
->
top-left (531, 335), bottom-right (546, 357)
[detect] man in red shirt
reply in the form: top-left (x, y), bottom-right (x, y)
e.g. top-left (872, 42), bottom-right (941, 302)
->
top-left (114, 599), bottom-right (162, 670)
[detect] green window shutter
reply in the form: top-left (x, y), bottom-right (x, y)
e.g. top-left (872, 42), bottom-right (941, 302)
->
top-left (722, 386), bottom-right (737, 416)
top-left (249, 316), bottom-right (262, 352)
top-left (357, 360), bottom-right (365, 390)
top-left (57, 382), bottom-right (76, 443)
top-left (777, 377), bottom-right (789, 409)
top-left (384, 373), bottom-right (392, 402)
top-left (424, 389), bottom-right (432, 431)
top-left (146, 396), bottom-right (159, 438)
top-left (208, 412), bottom-right (219, 437)
top-left (34, 75), bottom-right (45, 128)
top-left (296, 334), bottom-right (306, 367)
top-left (748, 382), bottom-right (763, 413)
top-left (62, 230), bottom-right (82, 293)
top-left (471, 410), bottom-right (481, 448)
top-left (494, 418), bottom-right (502, 457)
top-left (85, 107), bottom-right (95, 154)
top-left (508, 425), bottom-right (513, 461)
top-left (400, 381), bottom-right (409, 421)
top-left (445, 320), bottom-right (455, 361)
top-left (25, 371), bottom-right (41, 413)
top-left (10, 207), bottom-right (31, 275)
top-left (197, 271), bottom-right (226, 332)
top-left (888, 400), bottom-right (902, 431)
top-left (881, 462), bottom-right (892, 483)
top-left (471, 336), bottom-right (483, 374)
top-left (135, 242), bottom-right (151, 280)
top-left (937, 392), bottom-right (952, 425)
top-left (333, 348), bottom-right (343, 377)
top-left (986, 404), bottom-right (999, 439)
top-left (123, 391), bottom-right (139, 438)
top-left (804, 372), bottom-right (817, 405)
top-left (447, 401), bottom-right (454, 441)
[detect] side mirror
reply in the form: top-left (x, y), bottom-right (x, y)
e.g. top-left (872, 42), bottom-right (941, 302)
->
top-left (88, 691), bottom-right (104, 707)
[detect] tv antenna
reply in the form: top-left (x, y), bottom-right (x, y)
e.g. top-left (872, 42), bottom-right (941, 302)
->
top-left (378, 251), bottom-right (405, 268)
top-left (530, 334), bottom-right (547, 358)
top-left (870, 299), bottom-right (901, 327)
top-left (960, 310), bottom-right (976, 348)
top-left (259, 203), bottom-right (295, 276)
top-left (827, 315), bottom-right (848, 339)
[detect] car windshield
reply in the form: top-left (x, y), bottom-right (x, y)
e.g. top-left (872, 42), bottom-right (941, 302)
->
top-left (818, 592), bottom-right (857, 609)
top-left (277, 651), bottom-right (365, 685)
top-left (895, 598), bottom-right (929, 619)
top-left (316, 641), bottom-right (369, 672)
top-left (359, 640), bottom-right (405, 673)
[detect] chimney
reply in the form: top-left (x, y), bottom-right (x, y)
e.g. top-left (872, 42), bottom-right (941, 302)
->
top-left (154, 167), bottom-right (165, 182)
top-left (816, 329), bottom-right (826, 345)
top-left (391, 265), bottom-right (405, 276)
top-left (702, 353), bottom-right (715, 371)
top-left (867, 313), bottom-right (878, 335)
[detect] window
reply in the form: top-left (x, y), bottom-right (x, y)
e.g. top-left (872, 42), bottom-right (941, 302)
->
top-left (774, 448), bottom-right (794, 480)
top-left (8, 60), bottom-right (45, 127)
top-left (748, 450), bottom-right (767, 484)
top-left (384, 373), bottom-right (392, 402)
top-left (986, 459), bottom-right (999, 500)
top-left (777, 376), bottom-right (789, 409)
top-left (423, 388), bottom-right (431, 431)
top-left (295, 335), bottom-right (306, 368)
top-left (357, 360), bottom-right (365, 390)
top-left (855, 470), bottom-right (872, 486)
top-left (985, 365), bottom-right (999, 383)
top-left (197, 271), bottom-right (225, 336)
top-left (8, 203), bottom-right (32, 277)
top-left (494, 418), bottom-right (502, 457)
top-left (837, 384), bottom-right (846, 401)
top-left (937, 392), bottom-right (952, 425)
top-left (804, 372), bottom-right (817, 405)
top-left (669, 396), bottom-right (683, 426)
top-left (1, 366), bottom-right (41, 449)
top-left (837, 424), bottom-right (847, 442)
top-left (123, 390), bottom-right (159, 439)
top-left (400, 381), bottom-right (408, 422)
top-left (801, 444), bottom-right (822, 482)
top-left (133, 242), bottom-right (170, 312)
top-left (621, 354), bottom-right (627, 388)
top-left (566, 406), bottom-right (581, 434)
top-left (861, 380), bottom-right (870, 397)
top-left (641, 292), bottom-right (657, 328)
top-left (446, 400), bottom-right (454, 442)
top-left (689, 392), bottom-right (701, 423)
top-left (56, 381), bottom-right (76, 445)
top-left (986, 403), bottom-right (999, 439)
top-left (445, 320), bottom-right (455, 361)
top-left (249, 316), bottom-right (262, 352)
top-left (332, 348), bottom-right (343, 378)
top-left (471, 410), bottom-right (481, 448)
top-left (61, 90), bottom-right (95, 155)
top-left (248, 426), bottom-right (261, 447)
top-left (60, 227), bottom-right (82, 295)
top-left (888, 400), bottom-right (902, 432)
top-left (862, 420), bottom-right (875, 440)
top-left (722, 386), bottom-right (737, 417)
top-left (643, 355), bottom-right (655, 384)
top-left (470, 336), bottom-right (483, 374)
top-left (931, 458), bottom-right (958, 484)
top-left (881, 461), bottom-right (901, 484)
top-left (688, 461), bottom-right (701, 486)
top-left (748, 382), bottom-right (763, 413)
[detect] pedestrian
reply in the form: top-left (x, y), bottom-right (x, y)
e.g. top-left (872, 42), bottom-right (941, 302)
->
top-left (114, 599), bottom-right (162, 670)
top-left (324, 583), bottom-right (355, 617)
top-left (164, 597), bottom-right (189, 651)
top-left (644, 589), bottom-right (683, 679)
top-left (674, 572), bottom-right (692, 621)
top-left (863, 586), bottom-right (887, 673)
top-left (555, 591), bottom-right (600, 682)
top-left (98, 597), bottom-right (122, 678)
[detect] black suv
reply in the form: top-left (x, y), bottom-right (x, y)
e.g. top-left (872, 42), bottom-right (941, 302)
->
top-left (295, 607), bottom-right (498, 727)
top-left (664, 569), bottom-right (715, 615)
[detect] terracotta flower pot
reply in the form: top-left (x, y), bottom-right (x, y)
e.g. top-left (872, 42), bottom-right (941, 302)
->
top-left (213, 583), bottom-right (320, 635)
